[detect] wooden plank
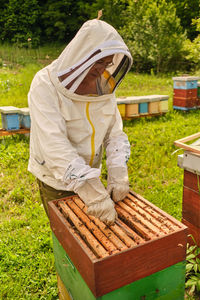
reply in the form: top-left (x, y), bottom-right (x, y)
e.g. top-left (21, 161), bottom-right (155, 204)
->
top-left (0, 128), bottom-right (30, 136)
top-left (59, 209), bottom-right (97, 260)
top-left (129, 191), bottom-right (182, 230)
top-left (115, 205), bottom-right (154, 240)
top-left (184, 169), bottom-right (200, 193)
top-left (111, 218), bottom-right (145, 245)
top-left (124, 197), bottom-right (169, 234)
top-left (58, 201), bottom-right (109, 258)
top-left (128, 193), bottom-right (178, 232)
top-left (174, 132), bottom-right (200, 155)
top-left (118, 201), bottom-right (162, 236)
top-left (67, 199), bottom-right (119, 255)
top-left (183, 187), bottom-right (200, 228)
top-left (74, 197), bottom-right (129, 251)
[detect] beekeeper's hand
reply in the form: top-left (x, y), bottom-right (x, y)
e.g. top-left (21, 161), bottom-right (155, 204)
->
top-left (107, 167), bottom-right (129, 202)
top-left (76, 178), bottom-right (117, 225)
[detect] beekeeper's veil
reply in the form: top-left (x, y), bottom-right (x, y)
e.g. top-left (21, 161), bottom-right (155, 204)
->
top-left (49, 19), bottom-right (133, 96)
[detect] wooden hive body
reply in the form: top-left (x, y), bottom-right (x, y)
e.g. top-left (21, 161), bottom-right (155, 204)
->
top-left (174, 88), bottom-right (197, 99)
top-left (173, 97), bottom-right (197, 108)
top-left (182, 169), bottom-right (200, 247)
top-left (54, 234), bottom-right (186, 300)
top-left (49, 191), bottom-right (187, 298)
top-left (175, 137), bottom-right (200, 247)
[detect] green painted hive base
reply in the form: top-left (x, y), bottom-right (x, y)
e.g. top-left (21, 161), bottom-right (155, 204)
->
top-left (52, 233), bottom-right (186, 300)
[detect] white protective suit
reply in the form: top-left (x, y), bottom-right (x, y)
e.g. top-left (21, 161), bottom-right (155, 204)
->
top-left (28, 19), bottom-right (133, 224)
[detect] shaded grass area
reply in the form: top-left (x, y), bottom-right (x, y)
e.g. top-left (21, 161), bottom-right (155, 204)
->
top-left (0, 45), bottom-right (200, 299)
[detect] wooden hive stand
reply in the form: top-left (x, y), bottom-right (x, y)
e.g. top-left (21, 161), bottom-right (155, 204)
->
top-left (49, 191), bottom-right (187, 300)
top-left (0, 128), bottom-right (30, 137)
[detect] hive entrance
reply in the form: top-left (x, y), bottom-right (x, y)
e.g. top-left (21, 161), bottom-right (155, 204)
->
top-left (57, 192), bottom-right (181, 260)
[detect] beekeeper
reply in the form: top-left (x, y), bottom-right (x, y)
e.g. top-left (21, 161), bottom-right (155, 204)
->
top-left (28, 18), bottom-right (133, 225)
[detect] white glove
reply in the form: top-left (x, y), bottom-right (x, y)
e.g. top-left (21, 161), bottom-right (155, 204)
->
top-left (75, 178), bottom-right (117, 225)
top-left (107, 167), bottom-right (129, 202)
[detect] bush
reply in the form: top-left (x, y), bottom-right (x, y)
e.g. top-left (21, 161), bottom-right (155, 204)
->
top-left (183, 18), bottom-right (200, 70)
top-left (1, 0), bottom-right (41, 47)
top-left (120, 0), bottom-right (187, 73)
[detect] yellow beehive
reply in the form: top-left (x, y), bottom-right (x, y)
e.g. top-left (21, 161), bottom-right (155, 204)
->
top-left (117, 104), bottom-right (126, 117)
top-left (160, 100), bottom-right (168, 112)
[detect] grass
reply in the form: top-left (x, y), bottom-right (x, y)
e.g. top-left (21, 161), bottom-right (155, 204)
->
top-left (0, 44), bottom-right (200, 299)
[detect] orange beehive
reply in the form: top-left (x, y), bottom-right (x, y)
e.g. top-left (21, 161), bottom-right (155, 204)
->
top-left (49, 191), bottom-right (187, 298)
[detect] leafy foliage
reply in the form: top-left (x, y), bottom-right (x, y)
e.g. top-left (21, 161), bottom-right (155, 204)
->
top-left (120, 0), bottom-right (187, 73)
top-left (185, 238), bottom-right (200, 297)
top-left (167, 0), bottom-right (200, 40)
top-left (183, 18), bottom-right (200, 70)
top-left (1, 0), bottom-right (41, 47)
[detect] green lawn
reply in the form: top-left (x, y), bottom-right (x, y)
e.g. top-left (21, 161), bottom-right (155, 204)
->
top-left (0, 45), bottom-right (200, 299)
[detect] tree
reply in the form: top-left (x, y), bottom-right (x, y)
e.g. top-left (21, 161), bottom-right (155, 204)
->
top-left (166, 0), bottom-right (200, 40)
top-left (1, 0), bottom-right (41, 47)
top-left (183, 17), bottom-right (200, 68)
top-left (120, 0), bottom-right (187, 73)
top-left (84, 0), bottom-right (129, 30)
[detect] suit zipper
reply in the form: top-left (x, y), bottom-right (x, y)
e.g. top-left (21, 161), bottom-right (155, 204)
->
top-left (86, 102), bottom-right (95, 166)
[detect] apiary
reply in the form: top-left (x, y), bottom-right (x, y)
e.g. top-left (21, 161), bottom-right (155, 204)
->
top-left (0, 106), bottom-right (20, 130)
top-left (173, 76), bottom-right (200, 111)
top-left (49, 191), bottom-right (187, 299)
top-left (117, 95), bottom-right (169, 119)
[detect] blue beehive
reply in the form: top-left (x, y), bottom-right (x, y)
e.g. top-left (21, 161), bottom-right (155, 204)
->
top-left (173, 76), bottom-right (199, 90)
top-left (0, 106), bottom-right (20, 130)
top-left (139, 102), bottom-right (148, 114)
top-left (19, 108), bottom-right (31, 129)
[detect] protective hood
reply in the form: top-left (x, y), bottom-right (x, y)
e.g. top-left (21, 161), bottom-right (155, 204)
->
top-left (48, 19), bottom-right (133, 99)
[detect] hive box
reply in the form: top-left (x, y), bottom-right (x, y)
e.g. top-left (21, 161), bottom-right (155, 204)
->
top-left (178, 151), bottom-right (200, 247)
top-left (0, 106), bottom-right (20, 130)
top-left (54, 234), bottom-right (186, 300)
top-left (19, 107), bottom-right (31, 129)
top-left (174, 89), bottom-right (197, 99)
top-left (173, 76), bottom-right (200, 90)
top-left (173, 98), bottom-right (197, 108)
top-left (117, 95), bottom-right (169, 118)
top-left (49, 191), bottom-right (187, 298)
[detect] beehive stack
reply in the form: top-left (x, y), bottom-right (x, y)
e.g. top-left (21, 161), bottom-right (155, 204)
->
top-left (117, 95), bottom-right (169, 119)
top-left (173, 76), bottom-right (200, 110)
top-left (49, 191), bottom-right (187, 300)
top-left (178, 151), bottom-right (200, 247)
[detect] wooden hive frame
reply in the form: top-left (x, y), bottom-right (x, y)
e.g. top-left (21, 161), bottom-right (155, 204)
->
top-left (49, 191), bottom-right (187, 298)
top-left (174, 132), bottom-right (200, 155)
